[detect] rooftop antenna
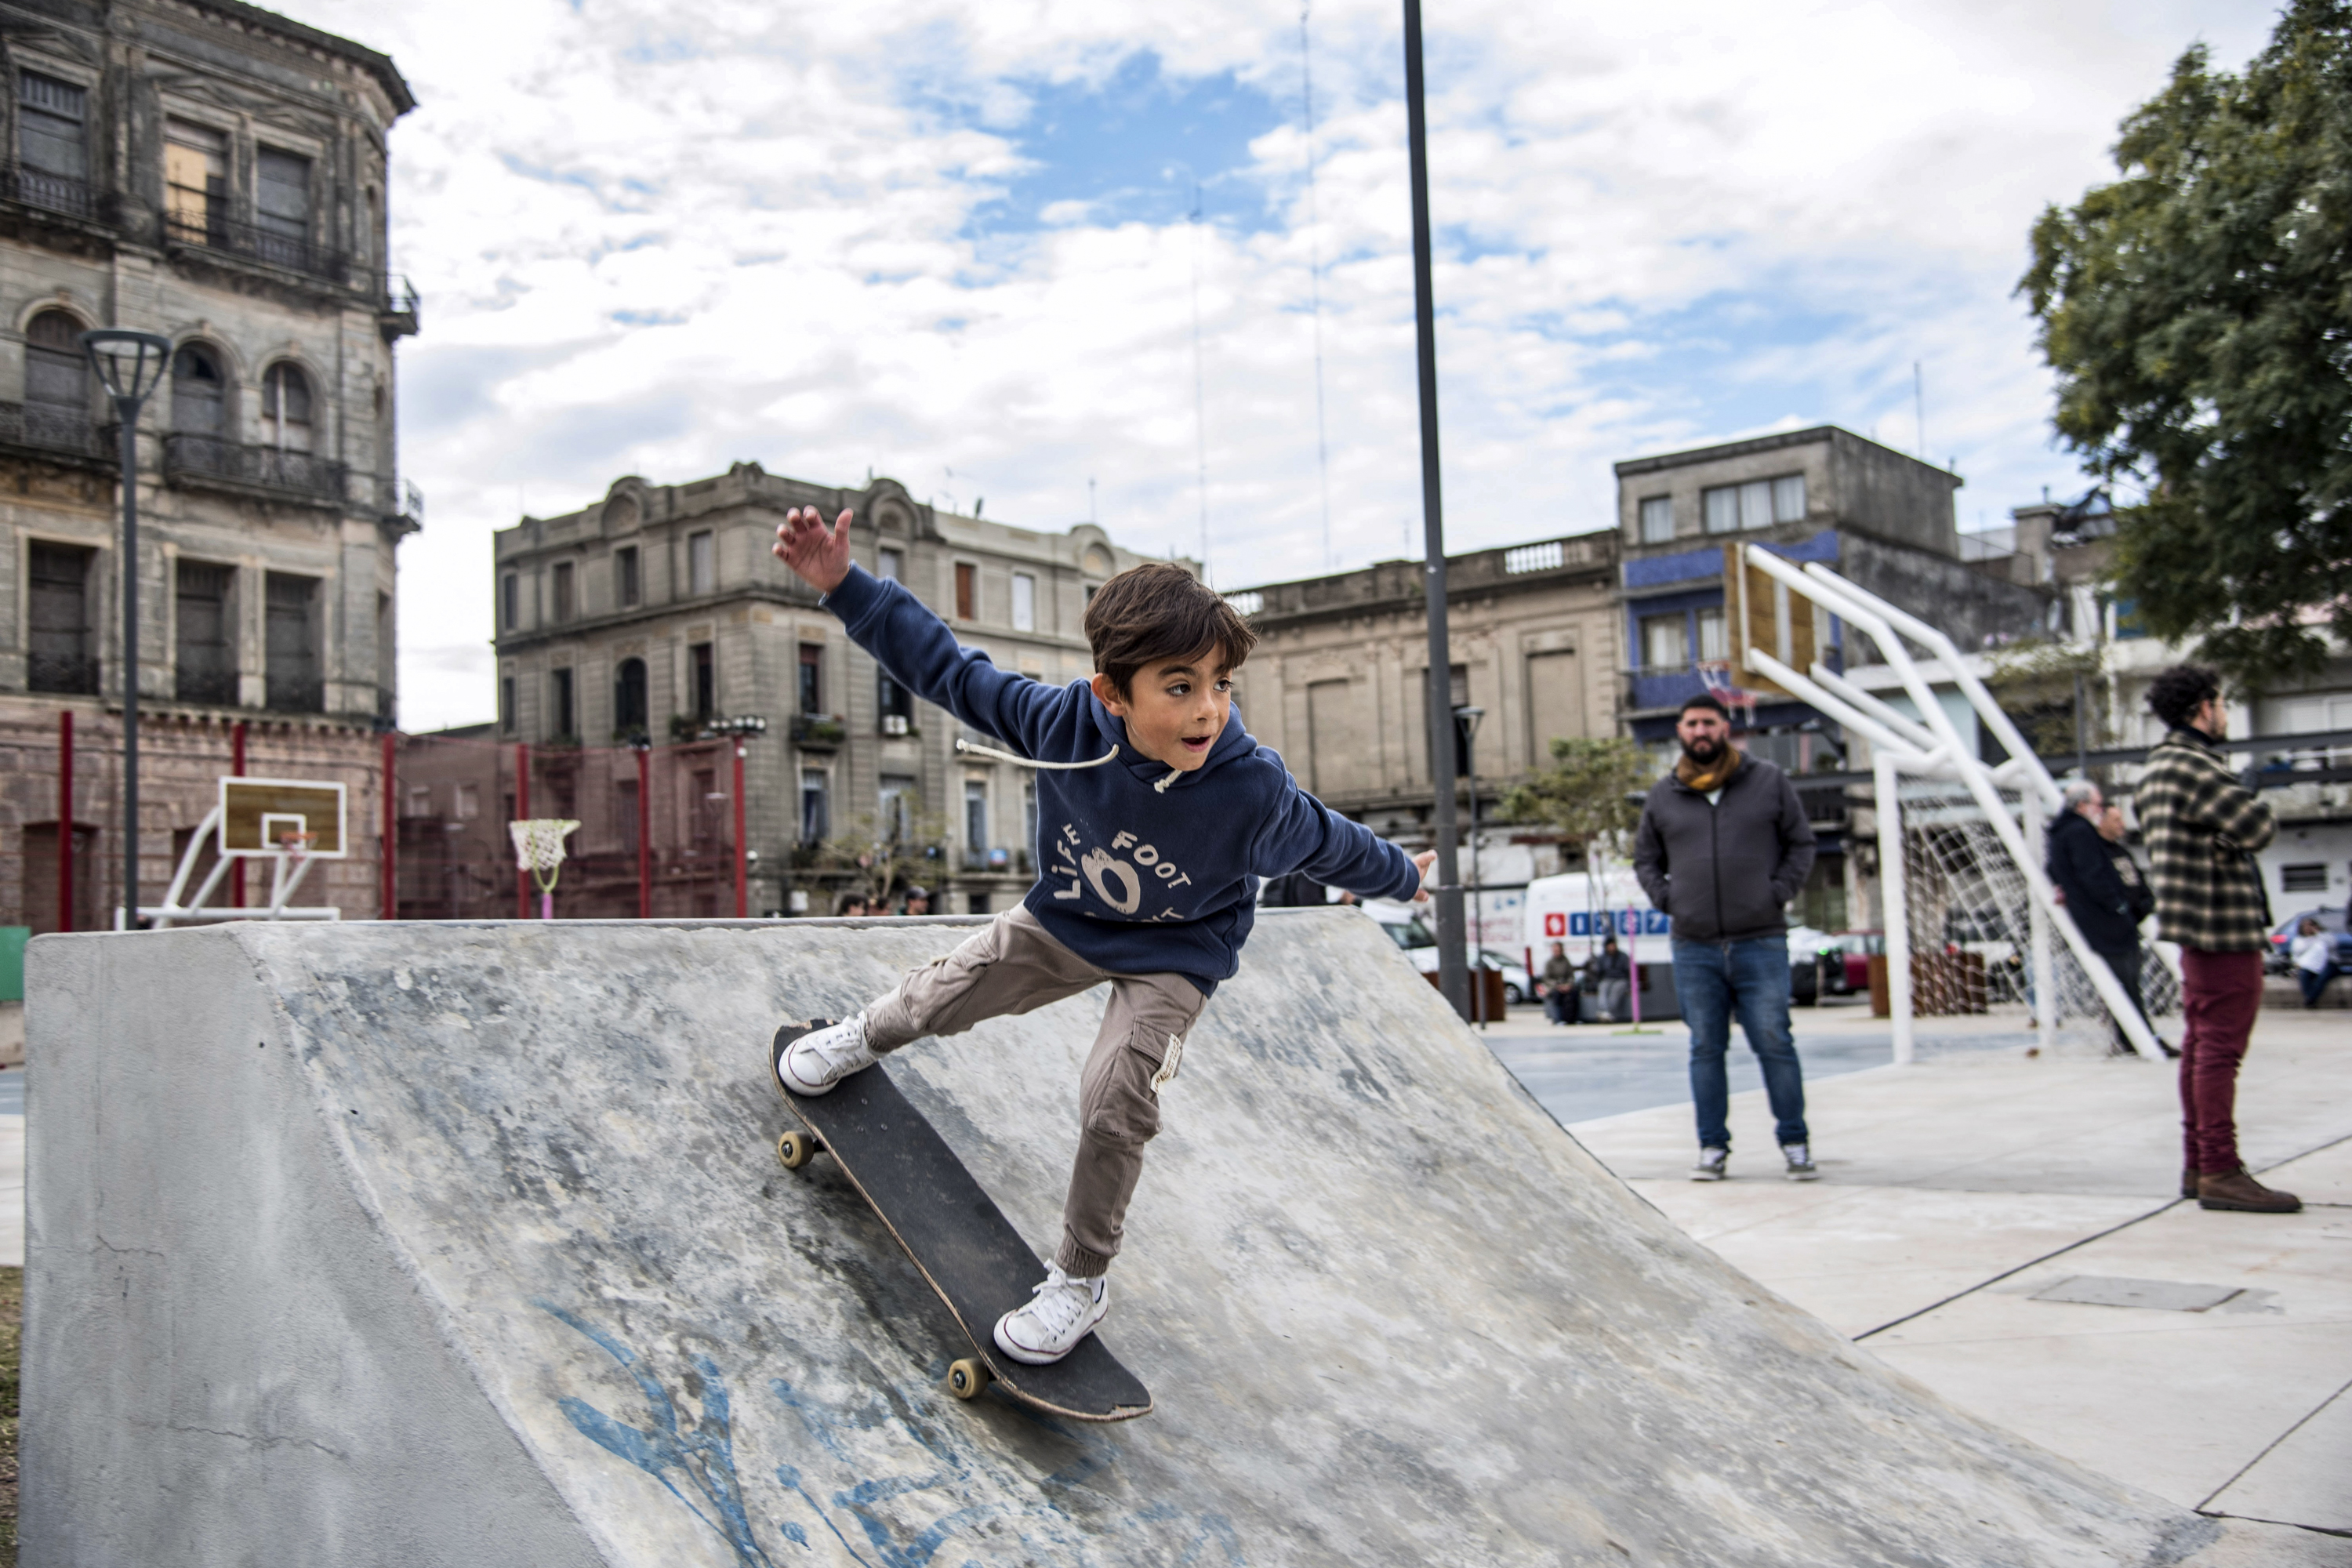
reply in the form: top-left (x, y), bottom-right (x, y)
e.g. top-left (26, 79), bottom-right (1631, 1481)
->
top-left (1186, 175), bottom-right (1211, 584)
top-left (1301, 1), bottom-right (1334, 571)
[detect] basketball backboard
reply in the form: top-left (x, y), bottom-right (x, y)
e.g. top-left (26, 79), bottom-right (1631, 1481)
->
top-left (1724, 549), bottom-right (1824, 699)
top-left (218, 778), bottom-right (347, 858)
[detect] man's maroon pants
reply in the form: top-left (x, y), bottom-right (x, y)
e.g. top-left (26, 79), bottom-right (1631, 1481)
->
top-left (2178, 949), bottom-right (2264, 1174)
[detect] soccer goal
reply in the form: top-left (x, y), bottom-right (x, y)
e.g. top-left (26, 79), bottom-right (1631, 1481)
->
top-left (1727, 546), bottom-right (2162, 1061)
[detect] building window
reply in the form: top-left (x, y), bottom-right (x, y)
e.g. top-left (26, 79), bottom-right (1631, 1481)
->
top-left (170, 344), bottom-right (226, 435)
top-left (24, 310), bottom-right (86, 435)
top-left (175, 560), bottom-right (235, 703)
top-left (1011, 572), bottom-right (1036, 631)
top-left (500, 573), bottom-right (520, 631)
top-left (688, 530), bottom-right (715, 596)
top-left (1640, 612), bottom-right (1689, 670)
top-left (800, 768), bottom-right (829, 844)
top-left (879, 670), bottom-right (913, 735)
top-left (691, 768), bottom-right (720, 848)
top-left (1695, 605), bottom-right (1729, 663)
top-left (1638, 495), bottom-right (1674, 544)
top-left (27, 542), bottom-right (96, 693)
top-left (254, 147), bottom-right (311, 265)
top-left (614, 657), bottom-right (648, 735)
top-left (615, 546), bottom-right (640, 608)
top-left (163, 119), bottom-right (227, 243)
top-left (263, 573), bottom-right (321, 711)
top-left (260, 363), bottom-right (313, 452)
top-left (551, 668), bottom-right (575, 738)
top-left (403, 786), bottom-right (432, 818)
top-left (965, 779), bottom-right (989, 854)
top-left (878, 775), bottom-right (918, 841)
top-left (17, 72), bottom-right (88, 201)
top-left (1703, 475), bottom-right (1805, 534)
top-left (615, 780), bottom-right (641, 855)
top-left (551, 561), bottom-right (575, 622)
top-left (2280, 863), bottom-right (2328, 894)
top-left (797, 643), bottom-right (823, 713)
top-left (691, 641), bottom-right (715, 720)
top-left (499, 675), bottom-right (516, 734)
top-left (954, 561), bottom-right (976, 619)
top-left (877, 546), bottom-right (902, 581)
top-left (454, 782), bottom-right (480, 821)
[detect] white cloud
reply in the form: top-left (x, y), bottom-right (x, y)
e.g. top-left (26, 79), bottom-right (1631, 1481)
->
top-left (274, 0), bottom-right (2278, 729)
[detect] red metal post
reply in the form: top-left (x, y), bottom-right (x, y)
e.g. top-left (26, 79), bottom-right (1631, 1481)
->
top-left (57, 710), bottom-right (73, 933)
top-left (636, 743), bottom-right (652, 919)
top-left (380, 729), bottom-right (397, 920)
top-left (229, 720), bottom-right (246, 908)
top-left (515, 742), bottom-right (532, 919)
top-left (732, 741), bottom-right (748, 919)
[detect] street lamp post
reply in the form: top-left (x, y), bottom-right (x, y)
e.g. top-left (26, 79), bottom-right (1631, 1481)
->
top-left (79, 330), bottom-right (172, 930)
top-left (1455, 703), bottom-right (1484, 1022)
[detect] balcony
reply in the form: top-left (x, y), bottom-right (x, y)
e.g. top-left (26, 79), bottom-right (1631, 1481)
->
top-left (790, 713), bottom-right (847, 750)
top-left (162, 207), bottom-right (346, 284)
top-left (175, 666), bottom-right (238, 706)
top-left (264, 674), bottom-right (324, 714)
top-left (0, 400), bottom-right (113, 470)
top-left (1628, 668), bottom-right (1708, 713)
top-left (0, 162), bottom-right (117, 227)
top-left (164, 433), bottom-right (346, 508)
top-left (376, 274), bottom-right (420, 341)
top-left (27, 652), bottom-right (99, 695)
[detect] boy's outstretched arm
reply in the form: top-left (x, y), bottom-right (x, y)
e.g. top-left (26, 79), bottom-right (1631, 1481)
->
top-left (1254, 781), bottom-right (1437, 904)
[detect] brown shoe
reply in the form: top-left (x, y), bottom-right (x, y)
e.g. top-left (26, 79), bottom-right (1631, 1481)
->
top-left (2197, 1168), bottom-right (2303, 1213)
top-left (2181, 1167), bottom-right (2200, 1200)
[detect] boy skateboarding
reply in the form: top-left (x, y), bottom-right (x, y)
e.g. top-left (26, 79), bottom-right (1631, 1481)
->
top-left (769, 506), bottom-right (1433, 1365)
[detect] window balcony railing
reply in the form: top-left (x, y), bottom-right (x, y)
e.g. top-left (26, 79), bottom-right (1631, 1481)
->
top-left (1628, 668), bottom-right (1708, 713)
top-left (175, 666), bottom-right (238, 706)
top-left (264, 674), bottom-right (324, 713)
top-left (0, 400), bottom-right (113, 466)
top-left (0, 162), bottom-right (115, 225)
top-left (163, 432), bottom-right (346, 506)
top-left (790, 713), bottom-right (847, 750)
top-left (162, 208), bottom-right (347, 283)
top-left (28, 652), bottom-right (100, 695)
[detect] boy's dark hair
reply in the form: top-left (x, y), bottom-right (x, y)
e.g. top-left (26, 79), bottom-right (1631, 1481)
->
top-left (1084, 561), bottom-right (1258, 697)
top-left (2147, 664), bottom-right (2221, 731)
top-left (1679, 693), bottom-right (1729, 719)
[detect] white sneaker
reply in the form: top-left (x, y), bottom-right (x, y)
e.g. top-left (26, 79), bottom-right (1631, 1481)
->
top-left (993, 1265), bottom-right (1109, 1365)
top-left (1691, 1146), bottom-right (1730, 1181)
top-left (1782, 1143), bottom-right (1820, 1181)
top-left (774, 1015), bottom-right (877, 1097)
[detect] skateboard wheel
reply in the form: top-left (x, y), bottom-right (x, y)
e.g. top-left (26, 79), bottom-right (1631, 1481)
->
top-left (947, 1358), bottom-right (993, 1400)
top-left (777, 1131), bottom-right (816, 1171)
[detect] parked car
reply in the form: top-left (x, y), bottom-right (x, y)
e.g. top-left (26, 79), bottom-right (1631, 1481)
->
top-left (1786, 925), bottom-right (1847, 1005)
top-left (2267, 907), bottom-right (2351, 976)
top-left (1361, 902), bottom-right (1533, 1003)
top-left (1831, 931), bottom-right (1885, 992)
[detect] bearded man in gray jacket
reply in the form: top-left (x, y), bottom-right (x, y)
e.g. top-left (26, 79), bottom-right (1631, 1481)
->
top-left (1634, 693), bottom-right (1818, 1182)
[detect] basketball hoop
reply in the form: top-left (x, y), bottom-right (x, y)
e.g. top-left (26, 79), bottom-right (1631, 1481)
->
top-left (1697, 661), bottom-right (1758, 723)
top-left (509, 818), bottom-right (581, 920)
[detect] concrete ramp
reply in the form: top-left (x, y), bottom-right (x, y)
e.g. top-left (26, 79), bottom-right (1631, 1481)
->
top-left (23, 914), bottom-right (2334, 1566)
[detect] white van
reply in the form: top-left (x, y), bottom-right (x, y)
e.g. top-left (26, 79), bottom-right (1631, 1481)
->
top-left (1521, 869), bottom-right (1671, 968)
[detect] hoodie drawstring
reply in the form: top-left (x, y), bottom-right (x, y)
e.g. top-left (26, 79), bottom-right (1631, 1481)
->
top-left (953, 737), bottom-right (1185, 793)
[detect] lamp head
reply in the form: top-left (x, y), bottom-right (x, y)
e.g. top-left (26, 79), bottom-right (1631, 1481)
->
top-left (1454, 703), bottom-right (1485, 740)
top-left (79, 329), bottom-right (173, 407)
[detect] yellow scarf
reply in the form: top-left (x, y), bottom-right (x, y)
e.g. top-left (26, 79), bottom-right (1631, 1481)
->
top-left (1675, 746), bottom-right (1742, 795)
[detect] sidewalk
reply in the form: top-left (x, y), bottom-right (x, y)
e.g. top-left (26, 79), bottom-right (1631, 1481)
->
top-left (1541, 1011), bottom-right (2350, 1537)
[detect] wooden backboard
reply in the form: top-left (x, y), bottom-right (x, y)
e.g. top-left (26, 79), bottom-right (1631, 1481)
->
top-left (1725, 551), bottom-right (1820, 699)
top-left (218, 778), bottom-right (348, 858)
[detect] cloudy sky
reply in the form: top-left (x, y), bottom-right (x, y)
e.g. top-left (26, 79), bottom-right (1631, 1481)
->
top-left (275, 0), bottom-right (2278, 731)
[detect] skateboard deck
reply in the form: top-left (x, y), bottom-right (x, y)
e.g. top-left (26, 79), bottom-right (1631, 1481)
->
top-left (769, 1022), bottom-right (1153, 1422)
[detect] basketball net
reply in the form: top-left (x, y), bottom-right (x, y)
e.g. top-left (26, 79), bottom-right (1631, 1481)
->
top-left (509, 818), bottom-right (581, 920)
top-left (1697, 660), bottom-right (1758, 721)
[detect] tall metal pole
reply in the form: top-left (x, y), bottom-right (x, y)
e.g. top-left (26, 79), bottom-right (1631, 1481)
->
top-left (117, 409), bottom-right (139, 929)
top-left (1403, 0), bottom-right (1468, 1019)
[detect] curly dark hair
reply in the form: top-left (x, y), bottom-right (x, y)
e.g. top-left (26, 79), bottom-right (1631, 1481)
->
top-left (2147, 664), bottom-right (2221, 731)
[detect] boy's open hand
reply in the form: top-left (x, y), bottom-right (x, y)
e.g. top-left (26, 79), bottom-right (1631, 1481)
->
top-left (773, 506), bottom-right (855, 593)
top-left (1411, 849), bottom-right (1438, 903)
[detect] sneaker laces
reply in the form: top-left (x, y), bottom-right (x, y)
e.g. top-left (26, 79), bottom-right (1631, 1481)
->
top-left (1022, 1268), bottom-right (1100, 1337)
top-left (804, 1015), bottom-right (869, 1072)
top-left (1784, 1143), bottom-right (1811, 1163)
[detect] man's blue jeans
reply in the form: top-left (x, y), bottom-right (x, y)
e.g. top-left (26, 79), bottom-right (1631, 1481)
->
top-left (1671, 936), bottom-right (1808, 1150)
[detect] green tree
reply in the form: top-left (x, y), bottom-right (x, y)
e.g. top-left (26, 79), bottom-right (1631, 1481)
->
top-left (1986, 637), bottom-right (2112, 760)
top-left (800, 807), bottom-right (949, 912)
top-left (2020, 0), bottom-right (2352, 686)
top-left (1500, 735), bottom-right (1653, 875)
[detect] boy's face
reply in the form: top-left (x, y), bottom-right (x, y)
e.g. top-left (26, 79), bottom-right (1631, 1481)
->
top-left (1091, 650), bottom-right (1233, 771)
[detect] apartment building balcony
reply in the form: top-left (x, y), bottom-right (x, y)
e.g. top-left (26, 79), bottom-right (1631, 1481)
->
top-left (27, 652), bottom-right (99, 695)
top-left (174, 666), bottom-right (238, 706)
top-left (1628, 668), bottom-right (1708, 714)
top-left (163, 433), bottom-right (347, 508)
top-left (162, 207), bottom-right (347, 285)
top-left (0, 162), bottom-right (119, 230)
top-left (264, 674), bottom-right (324, 714)
top-left (0, 401), bottom-right (114, 471)
top-left (789, 713), bottom-right (847, 750)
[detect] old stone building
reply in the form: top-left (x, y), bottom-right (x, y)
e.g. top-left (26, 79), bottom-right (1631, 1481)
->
top-left (479, 466), bottom-right (1163, 918)
top-left (0, 0), bottom-right (416, 931)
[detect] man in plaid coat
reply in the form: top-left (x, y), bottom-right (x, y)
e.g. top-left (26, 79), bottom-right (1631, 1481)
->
top-left (2135, 666), bottom-right (2299, 1214)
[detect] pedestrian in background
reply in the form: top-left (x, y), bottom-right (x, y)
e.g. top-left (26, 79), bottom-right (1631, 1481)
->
top-left (1537, 941), bottom-right (1577, 1025)
top-left (2136, 664), bottom-right (2298, 1214)
top-left (1634, 693), bottom-right (1819, 1182)
top-left (903, 886), bottom-right (932, 916)
top-left (2045, 780), bottom-right (2161, 1057)
top-left (2096, 800), bottom-right (2172, 1056)
top-left (2292, 918), bottom-right (2336, 1009)
top-left (1592, 936), bottom-right (1632, 1023)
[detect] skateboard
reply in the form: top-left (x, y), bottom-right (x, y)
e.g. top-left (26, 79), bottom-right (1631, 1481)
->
top-left (769, 1022), bottom-right (1154, 1422)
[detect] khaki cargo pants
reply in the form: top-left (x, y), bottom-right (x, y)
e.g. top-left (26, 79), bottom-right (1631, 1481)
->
top-left (863, 906), bottom-right (1206, 1278)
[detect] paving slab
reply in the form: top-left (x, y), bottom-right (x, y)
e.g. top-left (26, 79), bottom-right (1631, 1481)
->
top-left (2204, 1379), bottom-right (2352, 1532)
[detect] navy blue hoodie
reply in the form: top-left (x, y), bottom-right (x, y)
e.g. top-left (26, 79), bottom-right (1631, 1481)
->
top-left (823, 563), bottom-right (1421, 993)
